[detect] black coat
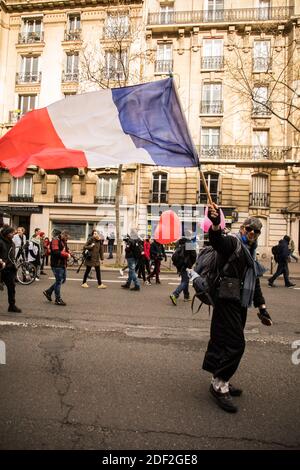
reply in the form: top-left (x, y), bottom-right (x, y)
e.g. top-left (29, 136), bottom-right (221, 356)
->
top-left (0, 233), bottom-right (16, 271)
top-left (277, 239), bottom-right (290, 263)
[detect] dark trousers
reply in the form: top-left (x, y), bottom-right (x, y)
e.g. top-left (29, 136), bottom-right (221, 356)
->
top-left (148, 259), bottom-right (161, 283)
top-left (48, 267), bottom-right (66, 300)
top-left (138, 257), bottom-right (150, 282)
top-left (108, 244), bottom-right (114, 258)
top-left (269, 261), bottom-right (291, 286)
top-left (202, 299), bottom-right (247, 382)
top-left (1, 269), bottom-right (16, 307)
top-left (83, 265), bottom-right (102, 285)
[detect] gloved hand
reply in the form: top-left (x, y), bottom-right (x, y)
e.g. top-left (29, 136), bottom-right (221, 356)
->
top-left (257, 308), bottom-right (273, 326)
top-left (186, 268), bottom-right (200, 282)
top-left (207, 204), bottom-right (221, 226)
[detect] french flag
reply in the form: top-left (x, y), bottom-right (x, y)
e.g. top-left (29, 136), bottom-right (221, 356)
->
top-left (0, 78), bottom-right (199, 177)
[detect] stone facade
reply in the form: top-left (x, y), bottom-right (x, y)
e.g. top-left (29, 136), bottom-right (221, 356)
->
top-left (0, 0), bottom-right (299, 254)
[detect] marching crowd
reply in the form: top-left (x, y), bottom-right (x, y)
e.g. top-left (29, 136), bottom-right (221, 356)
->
top-left (0, 208), bottom-right (298, 413)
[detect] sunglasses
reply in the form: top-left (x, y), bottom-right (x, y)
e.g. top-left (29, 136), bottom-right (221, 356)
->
top-left (245, 226), bottom-right (261, 235)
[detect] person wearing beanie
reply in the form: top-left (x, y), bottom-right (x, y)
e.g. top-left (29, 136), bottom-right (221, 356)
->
top-left (188, 207), bottom-right (272, 414)
top-left (0, 225), bottom-right (22, 313)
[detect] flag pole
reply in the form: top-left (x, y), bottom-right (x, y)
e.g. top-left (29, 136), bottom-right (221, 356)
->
top-left (198, 163), bottom-right (213, 206)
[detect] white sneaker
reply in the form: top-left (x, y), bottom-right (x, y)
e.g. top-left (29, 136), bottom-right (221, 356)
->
top-left (98, 284), bottom-right (107, 289)
top-left (119, 269), bottom-right (124, 277)
top-left (81, 283), bottom-right (89, 288)
top-left (35, 278), bottom-right (40, 282)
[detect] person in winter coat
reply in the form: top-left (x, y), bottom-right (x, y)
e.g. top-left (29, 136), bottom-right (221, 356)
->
top-left (28, 232), bottom-right (42, 280)
top-left (147, 239), bottom-right (167, 285)
top-left (12, 227), bottom-right (26, 261)
top-left (81, 229), bottom-right (106, 289)
top-left (43, 230), bottom-right (70, 306)
top-left (0, 225), bottom-right (22, 313)
top-left (268, 235), bottom-right (296, 287)
top-left (121, 229), bottom-right (141, 291)
top-left (138, 235), bottom-right (151, 284)
top-left (188, 207), bottom-right (272, 413)
top-left (170, 230), bottom-right (197, 305)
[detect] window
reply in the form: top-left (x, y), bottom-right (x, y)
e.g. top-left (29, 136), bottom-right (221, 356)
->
top-left (253, 41), bottom-right (271, 72)
top-left (258, 0), bottom-right (270, 20)
top-left (19, 56), bottom-right (39, 82)
top-left (252, 86), bottom-right (270, 115)
top-left (250, 174), bottom-right (269, 207)
top-left (105, 13), bottom-right (129, 38)
top-left (20, 17), bottom-right (42, 42)
top-left (202, 39), bottom-right (223, 69)
top-left (105, 51), bottom-right (127, 80)
top-left (95, 176), bottom-right (118, 203)
top-left (11, 176), bottom-right (33, 198)
top-left (159, 4), bottom-right (174, 24)
top-left (253, 130), bottom-right (269, 158)
top-left (18, 95), bottom-right (36, 116)
top-left (201, 127), bottom-right (220, 157)
top-left (64, 53), bottom-right (79, 81)
top-left (155, 44), bottom-right (173, 73)
top-left (205, 0), bottom-right (224, 21)
top-left (199, 172), bottom-right (219, 204)
top-left (201, 83), bottom-right (223, 114)
top-left (55, 177), bottom-right (72, 203)
top-left (52, 222), bottom-right (87, 241)
top-left (66, 14), bottom-right (81, 40)
top-left (152, 172), bottom-right (168, 203)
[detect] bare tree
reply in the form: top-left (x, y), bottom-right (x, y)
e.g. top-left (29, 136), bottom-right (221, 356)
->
top-left (80, 4), bottom-right (152, 265)
top-left (225, 24), bottom-right (300, 137)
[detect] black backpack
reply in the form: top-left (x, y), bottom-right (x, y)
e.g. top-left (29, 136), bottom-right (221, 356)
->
top-left (191, 240), bottom-right (242, 314)
top-left (271, 244), bottom-right (279, 262)
top-left (171, 243), bottom-right (185, 269)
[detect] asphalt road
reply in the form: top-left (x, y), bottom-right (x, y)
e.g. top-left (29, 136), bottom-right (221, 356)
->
top-left (0, 269), bottom-right (300, 450)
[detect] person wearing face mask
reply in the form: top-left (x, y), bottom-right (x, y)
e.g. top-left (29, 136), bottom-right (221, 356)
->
top-left (81, 229), bottom-right (107, 289)
top-left (193, 205), bottom-right (272, 413)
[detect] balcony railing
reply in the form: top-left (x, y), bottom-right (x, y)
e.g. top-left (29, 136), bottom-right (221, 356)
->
top-left (253, 57), bottom-right (272, 72)
top-left (54, 196), bottom-right (72, 203)
top-left (62, 71), bottom-right (79, 82)
top-left (200, 101), bottom-right (223, 114)
top-left (8, 195), bottom-right (33, 202)
top-left (105, 68), bottom-right (126, 80)
top-left (196, 145), bottom-right (291, 161)
top-left (252, 102), bottom-right (272, 116)
top-left (199, 193), bottom-right (220, 204)
top-left (94, 196), bottom-right (116, 204)
top-left (148, 7), bottom-right (293, 25)
top-left (64, 30), bottom-right (82, 41)
top-left (150, 192), bottom-right (168, 204)
top-left (154, 60), bottom-right (173, 74)
top-left (201, 56), bottom-right (224, 70)
top-left (249, 192), bottom-right (270, 208)
top-left (18, 31), bottom-right (44, 44)
top-left (103, 26), bottom-right (130, 39)
top-left (16, 72), bottom-right (42, 84)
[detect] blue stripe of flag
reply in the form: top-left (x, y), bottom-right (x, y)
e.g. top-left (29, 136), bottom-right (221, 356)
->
top-left (111, 78), bottom-right (199, 167)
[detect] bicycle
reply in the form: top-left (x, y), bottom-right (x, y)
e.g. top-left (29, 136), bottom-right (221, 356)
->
top-left (14, 245), bottom-right (37, 285)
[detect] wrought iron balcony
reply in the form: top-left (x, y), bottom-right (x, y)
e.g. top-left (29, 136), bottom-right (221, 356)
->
top-left (199, 193), bottom-right (220, 204)
top-left (64, 29), bottom-right (82, 41)
top-left (8, 195), bottom-right (33, 202)
top-left (94, 196), bottom-right (116, 204)
top-left (62, 71), bottom-right (79, 82)
top-left (252, 102), bottom-right (272, 116)
top-left (148, 6), bottom-right (293, 25)
top-left (105, 68), bottom-right (126, 80)
top-left (16, 72), bottom-right (42, 84)
top-left (103, 26), bottom-right (130, 39)
top-left (249, 192), bottom-right (270, 208)
top-left (54, 195), bottom-right (72, 203)
top-left (201, 56), bottom-right (224, 70)
top-left (154, 60), bottom-right (173, 74)
top-left (196, 145), bottom-right (292, 161)
top-left (18, 31), bottom-right (44, 44)
top-left (200, 101), bottom-right (223, 114)
top-left (253, 57), bottom-right (272, 72)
